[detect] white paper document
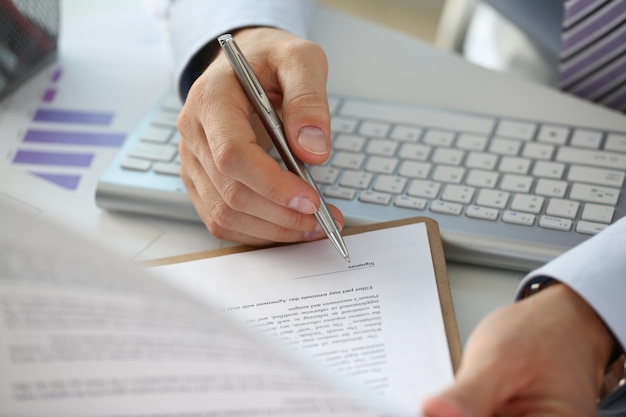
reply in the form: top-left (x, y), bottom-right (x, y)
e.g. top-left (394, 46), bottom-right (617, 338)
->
top-left (1, 201), bottom-right (455, 417)
top-left (154, 222), bottom-right (455, 412)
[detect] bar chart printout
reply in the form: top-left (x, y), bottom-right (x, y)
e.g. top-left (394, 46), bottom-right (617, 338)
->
top-left (10, 67), bottom-right (126, 190)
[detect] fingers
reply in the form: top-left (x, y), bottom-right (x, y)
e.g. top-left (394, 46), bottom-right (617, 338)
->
top-left (179, 121), bottom-right (330, 244)
top-left (275, 41), bottom-right (332, 165)
top-left (422, 284), bottom-right (610, 417)
top-left (177, 28), bottom-right (342, 244)
top-left (234, 28), bottom-right (332, 165)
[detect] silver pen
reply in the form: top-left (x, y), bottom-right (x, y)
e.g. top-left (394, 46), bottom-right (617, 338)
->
top-left (218, 33), bottom-right (350, 262)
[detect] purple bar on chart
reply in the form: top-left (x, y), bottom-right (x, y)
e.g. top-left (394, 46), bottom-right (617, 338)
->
top-left (42, 88), bottom-right (57, 102)
top-left (13, 150), bottom-right (93, 167)
top-left (34, 109), bottom-right (114, 125)
top-left (51, 68), bottom-right (62, 82)
top-left (33, 172), bottom-right (81, 190)
top-left (24, 129), bottom-right (125, 146)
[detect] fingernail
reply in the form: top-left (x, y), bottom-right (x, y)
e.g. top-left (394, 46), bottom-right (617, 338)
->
top-left (288, 196), bottom-right (317, 214)
top-left (304, 223), bottom-right (325, 240)
top-left (298, 126), bottom-right (328, 155)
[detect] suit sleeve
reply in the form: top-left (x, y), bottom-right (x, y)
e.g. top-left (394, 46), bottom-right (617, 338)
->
top-left (517, 216), bottom-right (626, 355)
top-left (164, 0), bottom-right (316, 98)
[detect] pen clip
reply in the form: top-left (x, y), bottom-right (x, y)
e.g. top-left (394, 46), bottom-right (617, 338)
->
top-left (235, 52), bottom-right (273, 115)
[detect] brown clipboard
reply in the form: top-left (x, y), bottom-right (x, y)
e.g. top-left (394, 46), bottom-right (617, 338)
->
top-left (145, 216), bottom-right (461, 372)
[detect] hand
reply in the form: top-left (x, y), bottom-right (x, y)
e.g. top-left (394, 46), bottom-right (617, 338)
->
top-left (178, 27), bottom-right (344, 245)
top-left (422, 283), bottom-right (617, 417)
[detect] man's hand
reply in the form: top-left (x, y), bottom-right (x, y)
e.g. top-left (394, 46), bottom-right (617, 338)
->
top-left (178, 27), bottom-right (343, 244)
top-left (423, 283), bottom-right (617, 417)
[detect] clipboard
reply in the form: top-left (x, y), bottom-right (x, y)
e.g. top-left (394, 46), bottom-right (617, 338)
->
top-left (145, 216), bottom-right (461, 373)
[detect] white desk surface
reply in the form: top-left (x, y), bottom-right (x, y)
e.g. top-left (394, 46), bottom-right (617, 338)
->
top-left (1, 1), bottom-right (624, 346)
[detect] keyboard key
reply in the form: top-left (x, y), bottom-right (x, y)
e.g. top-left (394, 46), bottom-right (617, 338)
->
top-left (398, 143), bottom-right (432, 161)
top-left (339, 171), bottom-right (373, 189)
top-left (605, 133), bottom-right (626, 152)
top-left (323, 185), bottom-right (356, 200)
top-left (359, 190), bottom-right (391, 205)
top-left (121, 157), bottom-right (151, 171)
top-left (499, 174), bottom-right (533, 193)
top-left (129, 143), bottom-right (177, 162)
top-left (567, 165), bottom-right (625, 188)
top-left (331, 116), bottom-right (358, 133)
top-left (466, 169), bottom-right (499, 188)
top-left (522, 142), bottom-right (554, 160)
top-left (441, 184), bottom-right (475, 204)
top-left (407, 179), bottom-right (441, 199)
top-left (430, 200), bottom-right (463, 215)
top-left (152, 110), bottom-right (179, 127)
top-left (394, 195), bottom-right (428, 210)
top-left (489, 137), bottom-right (521, 155)
top-left (153, 162), bottom-right (181, 176)
top-left (510, 194), bottom-right (544, 214)
top-left (331, 152), bottom-right (365, 170)
top-left (533, 161), bottom-right (565, 179)
top-left (532, 161), bottom-right (565, 179)
top-left (432, 165), bottom-right (465, 183)
top-left (476, 189), bottom-right (510, 209)
top-left (390, 125), bottom-right (423, 142)
top-left (496, 120), bottom-right (537, 140)
top-left (359, 121), bottom-right (390, 137)
top-left (334, 134), bottom-right (366, 152)
top-left (423, 129), bottom-right (455, 147)
top-left (502, 210), bottom-right (535, 226)
top-left (557, 147), bottom-right (626, 170)
top-left (465, 205), bottom-right (499, 220)
top-left (366, 138), bottom-right (398, 156)
top-left (534, 179), bottom-right (568, 198)
top-left (398, 161), bottom-right (431, 179)
top-left (456, 133), bottom-right (488, 151)
top-left (569, 183), bottom-right (620, 205)
top-left (465, 152), bottom-right (498, 170)
top-left (576, 220), bottom-right (609, 235)
top-left (537, 125), bottom-right (569, 145)
top-left (365, 156), bottom-right (398, 174)
top-left (546, 198), bottom-right (579, 219)
top-left (373, 175), bottom-right (407, 194)
top-left (432, 148), bottom-right (464, 165)
top-left (570, 129), bottom-right (602, 149)
top-left (499, 156), bottom-right (531, 174)
top-left (539, 215), bottom-right (572, 231)
top-left (310, 166), bottom-right (340, 185)
top-left (141, 125), bottom-right (174, 143)
top-left (581, 203), bottom-right (615, 223)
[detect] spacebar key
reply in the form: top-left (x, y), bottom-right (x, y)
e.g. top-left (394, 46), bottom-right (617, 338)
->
top-left (339, 98), bottom-right (495, 135)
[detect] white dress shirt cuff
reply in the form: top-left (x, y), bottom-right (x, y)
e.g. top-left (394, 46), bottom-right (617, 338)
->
top-left (516, 216), bottom-right (626, 355)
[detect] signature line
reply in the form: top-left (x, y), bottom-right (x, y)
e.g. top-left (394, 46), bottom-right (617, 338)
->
top-left (291, 264), bottom-right (375, 280)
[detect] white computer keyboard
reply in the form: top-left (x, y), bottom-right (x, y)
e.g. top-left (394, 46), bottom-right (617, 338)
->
top-left (96, 92), bottom-right (626, 270)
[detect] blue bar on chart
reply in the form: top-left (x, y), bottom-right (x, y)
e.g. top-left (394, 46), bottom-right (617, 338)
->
top-left (34, 108), bottom-right (114, 125)
top-left (42, 89), bottom-right (57, 102)
top-left (50, 68), bottom-right (62, 83)
top-left (24, 129), bottom-right (125, 146)
top-left (13, 150), bottom-right (94, 167)
top-left (32, 172), bottom-right (82, 190)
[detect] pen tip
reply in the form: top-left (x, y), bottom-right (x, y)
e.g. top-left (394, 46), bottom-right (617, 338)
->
top-left (345, 255), bottom-right (351, 263)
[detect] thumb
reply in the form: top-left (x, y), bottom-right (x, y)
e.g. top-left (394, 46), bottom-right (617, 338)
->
top-left (422, 362), bottom-right (512, 417)
top-left (279, 41), bottom-right (332, 165)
